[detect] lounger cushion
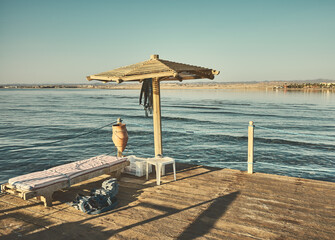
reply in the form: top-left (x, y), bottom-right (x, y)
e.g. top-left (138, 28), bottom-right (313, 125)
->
top-left (8, 155), bottom-right (127, 191)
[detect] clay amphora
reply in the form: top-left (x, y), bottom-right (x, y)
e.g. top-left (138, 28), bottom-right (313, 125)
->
top-left (112, 123), bottom-right (128, 153)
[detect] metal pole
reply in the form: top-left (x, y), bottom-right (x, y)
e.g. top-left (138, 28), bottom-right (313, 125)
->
top-left (152, 78), bottom-right (163, 157)
top-left (248, 121), bottom-right (254, 174)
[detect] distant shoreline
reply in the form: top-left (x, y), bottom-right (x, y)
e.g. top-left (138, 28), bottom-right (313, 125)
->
top-left (1, 81), bottom-right (334, 91)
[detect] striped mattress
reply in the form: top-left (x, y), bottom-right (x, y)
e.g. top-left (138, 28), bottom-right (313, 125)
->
top-left (8, 155), bottom-right (127, 191)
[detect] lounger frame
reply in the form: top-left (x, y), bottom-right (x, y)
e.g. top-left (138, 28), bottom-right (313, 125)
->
top-left (1, 161), bottom-right (129, 207)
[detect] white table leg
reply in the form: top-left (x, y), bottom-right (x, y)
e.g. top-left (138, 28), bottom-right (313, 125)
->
top-left (146, 162), bottom-right (149, 180)
top-left (173, 162), bottom-right (176, 181)
top-left (157, 163), bottom-right (161, 185)
top-left (162, 164), bottom-right (165, 176)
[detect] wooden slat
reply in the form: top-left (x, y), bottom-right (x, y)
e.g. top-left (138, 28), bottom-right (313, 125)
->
top-left (0, 163), bottom-right (334, 239)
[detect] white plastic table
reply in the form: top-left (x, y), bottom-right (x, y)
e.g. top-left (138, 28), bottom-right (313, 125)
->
top-left (146, 157), bottom-right (176, 185)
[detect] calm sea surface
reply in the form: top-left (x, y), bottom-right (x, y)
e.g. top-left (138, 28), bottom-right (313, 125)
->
top-left (0, 88), bottom-right (334, 183)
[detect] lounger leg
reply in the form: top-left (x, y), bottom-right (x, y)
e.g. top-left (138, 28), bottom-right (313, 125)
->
top-left (115, 169), bottom-right (122, 179)
top-left (41, 194), bottom-right (53, 207)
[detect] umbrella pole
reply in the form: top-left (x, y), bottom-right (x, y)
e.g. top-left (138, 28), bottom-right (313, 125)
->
top-left (152, 77), bottom-right (163, 157)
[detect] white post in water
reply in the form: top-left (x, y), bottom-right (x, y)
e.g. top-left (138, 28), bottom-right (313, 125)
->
top-left (248, 121), bottom-right (254, 174)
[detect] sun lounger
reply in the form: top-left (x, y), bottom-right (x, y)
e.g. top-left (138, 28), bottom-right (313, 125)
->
top-left (1, 155), bottom-right (129, 207)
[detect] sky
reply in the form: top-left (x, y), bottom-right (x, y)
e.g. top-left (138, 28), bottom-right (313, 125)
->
top-left (0, 0), bottom-right (334, 84)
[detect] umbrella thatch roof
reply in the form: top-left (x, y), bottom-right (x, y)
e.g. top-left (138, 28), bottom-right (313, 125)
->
top-left (87, 55), bottom-right (220, 83)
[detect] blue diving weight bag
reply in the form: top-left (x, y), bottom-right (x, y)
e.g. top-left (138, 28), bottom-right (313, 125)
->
top-left (68, 178), bottom-right (119, 215)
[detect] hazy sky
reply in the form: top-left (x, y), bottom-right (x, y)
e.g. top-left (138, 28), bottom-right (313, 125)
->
top-left (1, 0), bottom-right (334, 84)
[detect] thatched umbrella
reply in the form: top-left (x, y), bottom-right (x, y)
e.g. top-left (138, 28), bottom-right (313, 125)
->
top-left (87, 55), bottom-right (220, 157)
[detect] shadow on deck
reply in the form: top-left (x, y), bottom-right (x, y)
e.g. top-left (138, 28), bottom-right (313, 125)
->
top-left (1, 162), bottom-right (334, 239)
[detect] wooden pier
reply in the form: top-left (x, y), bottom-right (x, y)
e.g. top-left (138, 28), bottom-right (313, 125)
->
top-left (1, 163), bottom-right (334, 239)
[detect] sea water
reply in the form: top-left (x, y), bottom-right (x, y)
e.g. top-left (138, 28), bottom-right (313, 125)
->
top-left (0, 88), bottom-right (334, 183)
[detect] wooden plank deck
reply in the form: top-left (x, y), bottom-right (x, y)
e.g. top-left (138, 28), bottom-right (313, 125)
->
top-left (0, 163), bottom-right (334, 240)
